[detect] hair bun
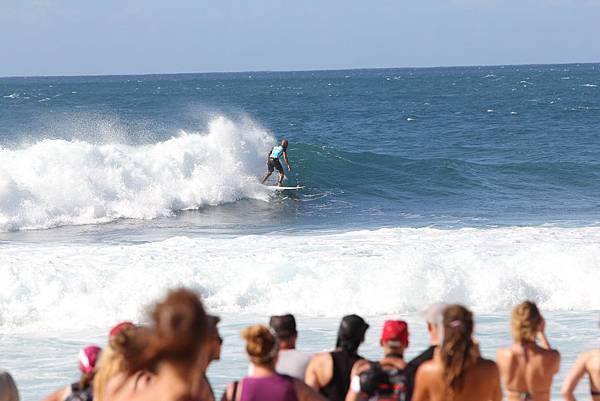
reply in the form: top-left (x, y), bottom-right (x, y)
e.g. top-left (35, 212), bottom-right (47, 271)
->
top-left (241, 325), bottom-right (277, 364)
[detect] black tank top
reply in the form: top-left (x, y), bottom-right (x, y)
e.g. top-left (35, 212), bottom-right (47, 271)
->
top-left (320, 350), bottom-right (363, 401)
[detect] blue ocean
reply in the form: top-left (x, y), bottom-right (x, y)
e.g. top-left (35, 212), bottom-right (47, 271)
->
top-left (1, 64), bottom-right (599, 400)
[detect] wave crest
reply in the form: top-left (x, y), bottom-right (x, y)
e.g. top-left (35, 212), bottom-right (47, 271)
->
top-left (0, 116), bottom-right (273, 232)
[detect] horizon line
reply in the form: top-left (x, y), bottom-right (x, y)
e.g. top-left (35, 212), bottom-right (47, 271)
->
top-left (1, 61), bottom-right (598, 80)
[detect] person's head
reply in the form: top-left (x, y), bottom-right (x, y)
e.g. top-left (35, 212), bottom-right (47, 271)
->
top-left (380, 320), bottom-right (409, 357)
top-left (241, 324), bottom-right (279, 368)
top-left (0, 369), bottom-right (19, 401)
top-left (336, 315), bottom-right (369, 354)
top-left (125, 288), bottom-right (210, 378)
top-left (281, 139), bottom-right (289, 148)
top-left (421, 303), bottom-right (447, 345)
top-left (439, 305), bottom-right (479, 394)
top-left (269, 314), bottom-right (297, 350)
top-left (207, 315), bottom-right (222, 363)
top-left (511, 300), bottom-right (543, 343)
top-left (94, 323), bottom-right (144, 401)
top-left (78, 345), bottom-right (102, 388)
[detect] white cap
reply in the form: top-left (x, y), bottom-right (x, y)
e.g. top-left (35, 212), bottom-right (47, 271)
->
top-left (419, 303), bottom-right (448, 325)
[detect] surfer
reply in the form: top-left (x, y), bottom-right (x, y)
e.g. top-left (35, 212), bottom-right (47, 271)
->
top-left (261, 139), bottom-right (292, 186)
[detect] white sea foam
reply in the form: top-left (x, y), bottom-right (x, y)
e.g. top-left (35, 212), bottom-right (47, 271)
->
top-left (0, 116), bottom-right (274, 232)
top-left (1, 226), bottom-right (599, 331)
top-left (582, 83), bottom-right (597, 88)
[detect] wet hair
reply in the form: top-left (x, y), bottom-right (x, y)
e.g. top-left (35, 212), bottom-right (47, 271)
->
top-left (241, 324), bottom-right (278, 365)
top-left (440, 304), bottom-right (479, 394)
top-left (124, 288), bottom-right (209, 374)
top-left (94, 325), bottom-right (145, 401)
top-left (281, 139), bottom-right (289, 148)
top-left (511, 300), bottom-right (542, 343)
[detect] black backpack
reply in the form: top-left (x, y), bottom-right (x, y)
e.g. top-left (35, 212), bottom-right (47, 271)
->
top-left (359, 362), bottom-right (409, 401)
top-left (65, 383), bottom-right (93, 401)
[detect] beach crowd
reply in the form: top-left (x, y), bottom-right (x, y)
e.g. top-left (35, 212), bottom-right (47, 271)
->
top-left (0, 288), bottom-right (598, 401)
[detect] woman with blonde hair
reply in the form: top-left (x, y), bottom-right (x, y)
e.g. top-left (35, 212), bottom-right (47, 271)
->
top-left (222, 324), bottom-right (326, 401)
top-left (412, 304), bottom-right (502, 401)
top-left (496, 300), bottom-right (560, 401)
top-left (93, 324), bottom-right (153, 401)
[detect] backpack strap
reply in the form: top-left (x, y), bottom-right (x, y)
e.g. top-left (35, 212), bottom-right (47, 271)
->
top-left (232, 380), bottom-right (239, 401)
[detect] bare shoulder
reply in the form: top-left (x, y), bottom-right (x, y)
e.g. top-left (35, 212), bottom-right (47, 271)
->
top-left (417, 359), bottom-right (439, 375)
top-left (582, 349), bottom-right (599, 359)
top-left (540, 346), bottom-right (560, 359)
top-left (308, 352), bottom-right (333, 368)
top-left (496, 346), bottom-right (515, 359)
top-left (477, 357), bottom-right (500, 373)
top-left (311, 351), bottom-right (332, 361)
top-left (583, 349), bottom-right (600, 366)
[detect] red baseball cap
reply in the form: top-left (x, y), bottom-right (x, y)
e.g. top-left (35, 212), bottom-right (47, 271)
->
top-left (380, 320), bottom-right (409, 347)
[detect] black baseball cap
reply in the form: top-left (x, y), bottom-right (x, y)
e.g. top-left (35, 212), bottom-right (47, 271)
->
top-left (269, 314), bottom-right (297, 339)
top-left (338, 314), bottom-right (369, 343)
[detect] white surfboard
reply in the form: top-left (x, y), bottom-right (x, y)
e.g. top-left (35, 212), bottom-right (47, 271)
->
top-left (266, 185), bottom-right (305, 191)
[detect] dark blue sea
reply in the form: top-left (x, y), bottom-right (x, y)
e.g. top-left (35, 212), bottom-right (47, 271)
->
top-left (1, 65), bottom-right (599, 400)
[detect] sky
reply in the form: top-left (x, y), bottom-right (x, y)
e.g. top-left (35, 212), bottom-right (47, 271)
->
top-left (0, 0), bottom-right (599, 77)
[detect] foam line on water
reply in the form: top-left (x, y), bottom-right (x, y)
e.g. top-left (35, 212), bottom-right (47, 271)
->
top-left (0, 116), bottom-right (273, 232)
top-left (1, 226), bottom-right (599, 332)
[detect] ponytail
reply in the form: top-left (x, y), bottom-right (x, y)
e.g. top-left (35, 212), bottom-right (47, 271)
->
top-left (440, 305), bottom-right (479, 394)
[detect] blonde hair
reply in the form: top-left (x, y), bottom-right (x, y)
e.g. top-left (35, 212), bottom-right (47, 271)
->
top-left (241, 325), bottom-right (278, 365)
top-left (511, 300), bottom-right (542, 343)
top-left (93, 345), bottom-right (125, 401)
top-left (93, 325), bottom-right (146, 401)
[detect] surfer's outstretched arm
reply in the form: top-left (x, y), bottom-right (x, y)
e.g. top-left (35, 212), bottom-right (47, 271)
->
top-left (283, 151), bottom-right (292, 171)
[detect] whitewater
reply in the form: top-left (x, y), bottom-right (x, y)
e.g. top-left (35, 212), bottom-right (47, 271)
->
top-left (0, 117), bottom-right (273, 232)
top-left (1, 226), bottom-right (599, 332)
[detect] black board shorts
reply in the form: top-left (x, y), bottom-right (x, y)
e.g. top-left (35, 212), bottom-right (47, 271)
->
top-left (267, 158), bottom-right (284, 173)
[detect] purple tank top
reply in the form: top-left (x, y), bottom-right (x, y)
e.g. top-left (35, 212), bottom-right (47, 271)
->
top-left (240, 374), bottom-right (298, 401)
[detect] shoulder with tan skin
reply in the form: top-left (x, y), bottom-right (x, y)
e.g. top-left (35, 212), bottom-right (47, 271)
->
top-left (496, 346), bottom-right (518, 379)
top-left (472, 358), bottom-right (503, 401)
top-left (412, 360), bottom-right (441, 401)
top-left (561, 349), bottom-right (600, 399)
top-left (305, 352), bottom-right (333, 390)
